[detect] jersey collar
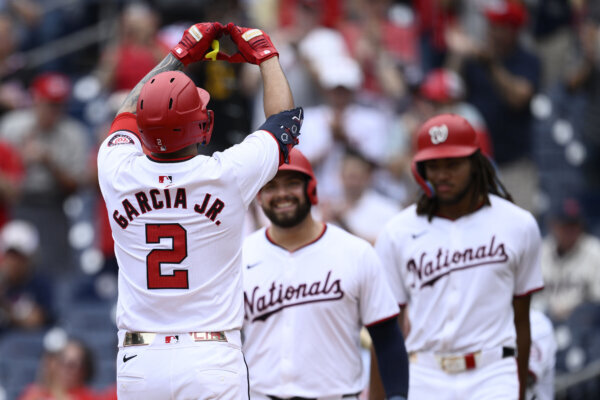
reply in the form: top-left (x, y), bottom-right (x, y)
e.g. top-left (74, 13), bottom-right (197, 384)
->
top-left (265, 223), bottom-right (328, 253)
top-left (145, 154), bottom-right (196, 163)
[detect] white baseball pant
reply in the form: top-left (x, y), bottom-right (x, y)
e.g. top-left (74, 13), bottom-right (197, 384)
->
top-left (116, 330), bottom-right (248, 400)
top-left (408, 353), bottom-right (519, 400)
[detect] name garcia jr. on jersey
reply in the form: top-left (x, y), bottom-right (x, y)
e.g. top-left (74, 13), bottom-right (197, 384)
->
top-left (407, 235), bottom-right (508, 289)
top-left (111, 187), bottom-right (226, 229)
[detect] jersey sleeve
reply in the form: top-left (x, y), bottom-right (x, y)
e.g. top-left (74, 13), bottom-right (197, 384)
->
top-left (218, 131), bottom-right (279, 207)
top-left (528, 310), bottom-right (557, 382)
top-left (375, 225), bottom-right (409, 307)
top-left (97, 113), bottom-right (144, 181)
top-left (359, 244), bottom-right (401, 326)
top-left (514, 214), bottom-right (544, 296)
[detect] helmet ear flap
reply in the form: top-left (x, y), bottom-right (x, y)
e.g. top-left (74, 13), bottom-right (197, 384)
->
top-left (411, 161), bottom-right (435, 198)
top-left (306, 178), bottom-right (318, 205)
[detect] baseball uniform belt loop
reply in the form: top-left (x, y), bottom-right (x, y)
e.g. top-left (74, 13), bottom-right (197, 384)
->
top-left (123, 331), bottom-right (227, 346)
top-left (502, 346), bottom-right (516, 357)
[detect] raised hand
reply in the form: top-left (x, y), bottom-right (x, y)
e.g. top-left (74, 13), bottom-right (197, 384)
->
top-left (170, 22), bottom-right (225, 66)
top-left (225, 23), bottom-right (279, 65)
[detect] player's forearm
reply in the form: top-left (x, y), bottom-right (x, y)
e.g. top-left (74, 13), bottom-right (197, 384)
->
top-left (515, 326), bottom-right (531, 400)
top-left (117, 54), bottom-right (184, 115)
top-left (513, 296), bottom-right (532, 400)
top-left (367, 317), bottom-right (409, 398)
top-left (260, 57), bottom-right (294, 119)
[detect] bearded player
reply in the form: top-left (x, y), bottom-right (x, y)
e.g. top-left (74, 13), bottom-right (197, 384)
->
top-left (241, 148), bottom-right (409, 400)
top-left (97, 22), bottom-right (302, 399)
top-left (375, 114), bottom-right (544, 400)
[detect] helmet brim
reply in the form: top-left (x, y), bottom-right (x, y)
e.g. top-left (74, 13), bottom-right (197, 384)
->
top-left (413, 145), bottom-right (478, 162)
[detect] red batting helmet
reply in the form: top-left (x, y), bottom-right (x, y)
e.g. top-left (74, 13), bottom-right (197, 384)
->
top-left (136, 71), bottom-right (214, 153)
top-left (278, 148), bottom-right (318, 205)
top-left (412, 114), bottom-right (480, 197)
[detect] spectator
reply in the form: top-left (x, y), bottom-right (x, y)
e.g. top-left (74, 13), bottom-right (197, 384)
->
top-left (530, 0), bottom-right (574, 90)
top-left (0, 139), bottom-right (24, 229)
top-left (563, 3), bottom-right (600, 231)
top-left (0, 72), bottom-right (90, 275)
top-left (19, 338), bottom-right (97, 400)
top-left (17, 332), bottom-right (65, 400)
top-left (322, 149), bottom-right (401, 244)
top-left (412, 0), bottom-right (459, 73)
top-left (298, 55), bottom-right (392, 204)
top-left (244, 0), bottom-right (348, 130)
top-left (0, 12), bottom-right (31, 114)
top-left (338, 0), bottom-right (418, 103)
top-left (96, 2), bottom-right (169, 92)
top-left (0, 220), bottom-right (53, 333)
top-left (533, 198), bottom-right (600, 322)
top-left (446, 0), bottom-right (542, 213)
top-left (416, 68), bottom-right (493, 158)
top-left (277, 0), bottom-right (343, 30)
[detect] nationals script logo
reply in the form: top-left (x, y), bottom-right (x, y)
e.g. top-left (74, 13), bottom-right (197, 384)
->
top-left (407, 235), bottom-right (508, 288)
top-left (244, 270), bottom-right (344, 322)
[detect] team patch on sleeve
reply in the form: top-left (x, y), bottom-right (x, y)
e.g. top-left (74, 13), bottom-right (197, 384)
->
top-left (108, 133), bottom-right (135, 147)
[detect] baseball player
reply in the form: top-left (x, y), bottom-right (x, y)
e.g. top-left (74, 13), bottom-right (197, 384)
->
top-left (97, 22), bottom-right (302, 400)
top-left (375, 114), bottom-right (544, 400)
top-left (241, 148), bottom-right (409, 400)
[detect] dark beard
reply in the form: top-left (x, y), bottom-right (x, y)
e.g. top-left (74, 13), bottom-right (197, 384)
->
top-left (263, 197), bottom-right (312, 228)
top-left (437, 176), bottom-right (475, 205)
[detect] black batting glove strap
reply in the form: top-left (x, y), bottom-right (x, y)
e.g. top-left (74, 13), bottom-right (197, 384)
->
top-left (259, 107), bottom-right (303, 164)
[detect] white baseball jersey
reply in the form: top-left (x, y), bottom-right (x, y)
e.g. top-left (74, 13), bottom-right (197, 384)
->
top-left (527, 309), bottom-right (556, 400)
top-left (242, 224), bottom-right (399, 398)
top-left (97, 112), bottom-right (279, 333)
top-left (375, 194), bottom-right (544, 354)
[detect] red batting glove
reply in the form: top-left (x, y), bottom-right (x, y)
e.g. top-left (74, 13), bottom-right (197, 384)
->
top-left (226, 23), bottom-right (279, 65)
top-left (171, 22), bottom-right (224, 66)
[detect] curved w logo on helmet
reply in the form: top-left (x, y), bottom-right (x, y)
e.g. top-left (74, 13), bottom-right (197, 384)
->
top-left (428, 124), bottom-right (449, 145)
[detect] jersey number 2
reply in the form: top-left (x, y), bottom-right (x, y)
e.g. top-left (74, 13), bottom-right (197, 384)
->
top-left (146, 224), bottom-right (189, 289)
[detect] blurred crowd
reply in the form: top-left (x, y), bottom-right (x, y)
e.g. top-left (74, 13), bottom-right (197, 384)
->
top-left (0, 0), bottom-right (599, 399)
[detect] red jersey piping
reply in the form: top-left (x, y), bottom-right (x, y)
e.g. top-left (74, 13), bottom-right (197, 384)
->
top-left (265, 223), bottom-right (327, 253)
top-left (365, 313), bottom-right (400, 328)
top-left (513, 286), bottom-right (544, 298)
